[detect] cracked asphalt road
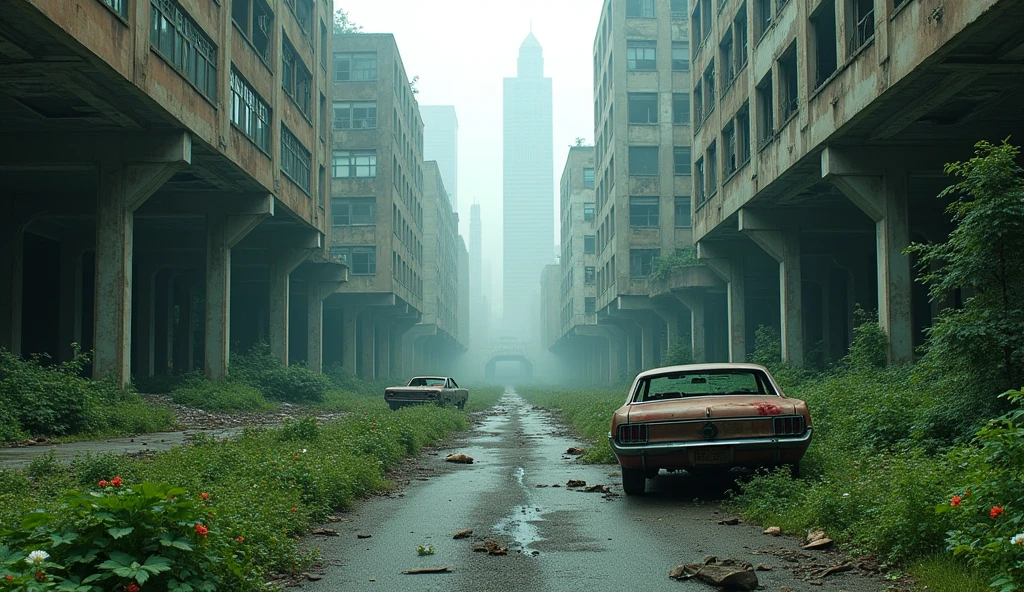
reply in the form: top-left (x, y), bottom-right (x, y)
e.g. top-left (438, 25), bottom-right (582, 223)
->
top-left (299, 391), bottom-right (887, 592)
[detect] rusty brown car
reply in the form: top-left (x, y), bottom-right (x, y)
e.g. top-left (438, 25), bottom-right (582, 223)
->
top-left (609, 363), bottom-right (812, 495)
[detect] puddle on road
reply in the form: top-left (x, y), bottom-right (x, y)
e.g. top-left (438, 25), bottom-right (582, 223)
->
top-left (490, 397), bottom-right (550, 553)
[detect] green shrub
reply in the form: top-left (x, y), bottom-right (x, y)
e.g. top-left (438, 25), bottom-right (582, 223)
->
top-left (231, 343), bottom-right (331, 403)
top-left (170, 374), bottom-right (272, 412)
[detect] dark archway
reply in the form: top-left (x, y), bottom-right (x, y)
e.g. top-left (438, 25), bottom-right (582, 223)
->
top-left (483, 354), bottom-right (534, 382)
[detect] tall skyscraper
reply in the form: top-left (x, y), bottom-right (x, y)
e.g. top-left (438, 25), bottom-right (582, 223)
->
top-left (469, 203), bottom-right (485, 346)
top-left (502, 32), bottom-right (553, 339)
top-left (421, 106), bottom-right (459, 212)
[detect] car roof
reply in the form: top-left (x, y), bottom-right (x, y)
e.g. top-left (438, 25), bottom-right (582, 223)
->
top-left (634, 363), bottom-right (771, 380)
top-left (413, 376), bottom-right (448, 380)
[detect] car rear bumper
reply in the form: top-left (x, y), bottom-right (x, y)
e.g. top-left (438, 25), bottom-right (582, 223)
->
top-left (609, 429), bottom-right (812, 469)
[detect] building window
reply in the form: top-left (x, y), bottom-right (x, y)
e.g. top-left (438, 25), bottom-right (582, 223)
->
top-left (694, 80), bottom-right (704, 122)
top-left (673, 93), bottom-right (690, 125)
top-left (102, 0), bottom-right (128, 18)
top-left (779, 43), bottom-right (798, 121)
top-left (280, 124), bottom-right (311, 193)
top-left (734, 4), bottom-right (749, 70)
top-left (584, 266), bottom-right (596, 284)
top-left (232, 0), bottom-right (273, 62)
top-left (756, 71), bottom-right (774, 148)
top-left (332, 149), bottom-right (377, 178)
top-left (583, 168), bottom-right (595, 189)
top-left (675, 196), bottom-right (692, 227)
top-left (626, 40), bottom-right (656, 71)
top-left (628, 93), bottom-right (658, 124)
top-left (755, 0), bottom-right (772, 40)
top-left (691, 0), bottom-right (703, 46)
top-left (583, 202), bottom-right (596, 221)
top-left (628, 146), bottom-right (659, 176)
top-left (706, 141), bottom-right (719, 196)
top-left (320, 21), bottom-right (327, 68)
top-left (723, 121), bottom-right (737, 177)
top-left (333, 51), bottom-right (378, 81)
top-left (695, 157), bottom-right (705, 202)
top-left (333, 246), bottom-right (376, 275)
top-left (585, 297), bottom-right (596, 314)
top-left (672, 41), bottom-right (689, 71)
top-left (630, 249), bottom-right (660, 278)
top-left (629, 196), bottom-right (660, 227)
top-left (737, 102), bottom-right (751, 166)
top-left (333, 101), bottom-right (377, 129)
top-left (293, 0), bottom-right (313, 35)
top-left (584, 235), bottom-right (596, 254)
top-left (331, 197), bottom-right (376, 226)
top-left (674, 146), bottom-right (692, 175)
top-left (846, 0), bottom-right (874, 56)
top-left (150, 0), bottom-right (218, 100)
top-left (670, 0), bottom-right (688, 17)
top-left (701, 60), bottom-right (716, 121)
top-left (230, 69), bottom-right (272, 153)
top-left (720, 30), bottom-right (735, 91)
top-left (626, 0), bottom-right (655, 18)
top-left (812, 0), bottom-right (838, 89)
top-left (282, 35), bottom-right (311, 116)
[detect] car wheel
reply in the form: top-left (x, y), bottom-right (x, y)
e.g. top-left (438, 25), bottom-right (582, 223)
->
top-left (621, 467), bottom-right (646, 495)
top-left (456, 400), bottom-right (465, 410)
top-left (388, 403), bottom-right (400, 411)
top-left (787, 463), bottom-right (801, 479)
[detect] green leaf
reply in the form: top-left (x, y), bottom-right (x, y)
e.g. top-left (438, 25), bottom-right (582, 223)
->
top-left (135, 569), bottom-right (150, 585)
top-left (141, 555), bottom-right (173, 573)
top-left (107, 526), bottom-right (134, 539)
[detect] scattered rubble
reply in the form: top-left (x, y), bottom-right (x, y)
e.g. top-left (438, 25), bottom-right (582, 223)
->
top-left (565, 446), bottom-right (585, 455)
top-left (583, 484), bottom-right (611, 493)
top-left (669, 557), bottom-right (759, 591)
top-left (566, 479), bottom-right (586, 488)
top-left (763, 526), bottom-right (781, 536)
top-left (444, 453), bottom-right (474, 464)
top-left (310, 529), bottom-right (338, 536)
top-left (808, 561), bottom-right (853, 579)
top-left (452, 529), bottom-right (473, 539)
top-left (401, 567), bottom-right (452, 574)
top-left (471, 540), bottom-right (508, 555)
top-left (356, 533), bottom-right (372, 539)
top-left (717, 517), bottom-right (741, 525)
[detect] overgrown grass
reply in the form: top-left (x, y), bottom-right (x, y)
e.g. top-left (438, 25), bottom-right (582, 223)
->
top-left (0, 397), bottom-right (473, 589)
top-left (909, 556), bottom-right (992, 592)
top-left (169, 374), bottom-right (274, 412)
top-left (517, 387), bottom-right (626, 463)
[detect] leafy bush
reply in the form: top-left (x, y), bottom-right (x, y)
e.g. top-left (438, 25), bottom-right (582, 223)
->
top-left (231, 343), bottom-right (331, 404)
top-left (170, 374), bottom-right (272, 412)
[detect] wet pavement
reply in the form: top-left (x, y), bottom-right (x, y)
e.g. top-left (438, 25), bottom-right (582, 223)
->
top-left (298, 390), bottom-right (887, 592)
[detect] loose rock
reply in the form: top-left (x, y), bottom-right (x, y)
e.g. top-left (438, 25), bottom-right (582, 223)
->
top-left (402, 567), bottom-right (452, 574)
top-left (565, 446), bottom-right (585, 455)
top-left (452, 529), bottom-right (473, 539)
top-left (445, 453), bottom-right (474, 464)
top-left (357, 533), bottom-right (372, 539)
top-left (763, 526), bottom-right (782, 536)
top-left (669, 557), bottom-right (759, 591)
top-left (802, 538), bottom-right (834, 550)
top-left (717, 517), bottom-right (741, 525)
top-left (583, 484), bottom-right (610, 493)
top-left (566, 479), bottom-right (586, 488)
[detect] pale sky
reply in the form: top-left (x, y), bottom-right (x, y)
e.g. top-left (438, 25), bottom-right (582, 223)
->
top-left (335, 0), bottom-right (604, 316)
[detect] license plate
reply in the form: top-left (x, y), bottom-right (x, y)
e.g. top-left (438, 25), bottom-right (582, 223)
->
top-left (694, 448), bottom-right (729, 465)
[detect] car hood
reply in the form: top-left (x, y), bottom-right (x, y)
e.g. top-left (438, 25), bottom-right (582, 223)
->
top-left (626, 395), bottom-right (800, 423)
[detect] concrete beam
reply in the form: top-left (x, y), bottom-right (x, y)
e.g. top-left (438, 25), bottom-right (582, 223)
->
top-left (870, 73), bottom-right (983, 141)
top-left (0, 133), bottom-right (192, 167)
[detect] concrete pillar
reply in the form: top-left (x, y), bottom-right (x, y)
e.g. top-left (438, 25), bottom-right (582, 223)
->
top-left (698, 243), bottom-right (746, 363)
top-left (57, 238), bottom-right (85, 361)
top-left (675, 292), bottom-right (706, 362)
top-left (305, 267), bottom-right (345, 374)
top-left (822, 148), bottom-right (914, 363)
top-left (268, 248), bottom-right (313, 365)
top-left (158, 272), bottom-right (176, 374)
top-left (132, 268), bottom-right (156, 379)
top-left (375, 320), bottom-right (391, 379)
top-left (359, 312), bottom-right (375, 378)
top-left (342, 306), bottom-right (361, 374)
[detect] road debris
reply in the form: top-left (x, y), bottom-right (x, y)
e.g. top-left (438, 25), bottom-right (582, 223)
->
top-left (717, 517), bottom-right (741, 525)
top-left (808, 561), bottom-right (853, 579)
top-left (472, 540), bottom-right (508, 555)
top-left (356, 533), bottom-right (372, 539)
top-left (452, 529), bottom-right (473, 539)
top-left (401, 567), bottom-right (452, 574)
top-left (310, 529), bottom-right (339, 536)
top-left (445, 453), bottom-right (474, 464)
top-left (802, 529), bottom-right (834, 550)
top-left (566, 479), bottom-right (586, 487)
top-left (669, 557), bottom-right (759, 591)
top-left (763, 526), bottom-right (781, 536)
top-left (583, 484), bottom-right (611, 493)
top-left (416, 545), bottom-right (435, 556)
top-left (565, 446), bottom-right (585, 455)
top-left (755, 563), bottom-right (772, 571)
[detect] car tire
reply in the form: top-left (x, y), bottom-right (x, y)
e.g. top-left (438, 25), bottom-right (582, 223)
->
top-left (621, 467), bottom-right (646, 495)
top-left (456, 400), bottom-right (465, 410)
top-left (788, 463), bottom-right (801, 479)
top-left (388, 403), bottom-right (400, 411)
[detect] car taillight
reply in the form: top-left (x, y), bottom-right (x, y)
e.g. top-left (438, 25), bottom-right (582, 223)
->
top-left (617, 423), bottom-right (648, 444)
top-left (773, 416), bottom-right (805, 436)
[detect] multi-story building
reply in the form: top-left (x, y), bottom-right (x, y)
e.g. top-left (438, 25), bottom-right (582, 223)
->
top-left (689, 0), bottom-right (1024, 367)
top-left (327, 33), bottom-right (425, 379)
top-left (587, 0), bottom-right (720, 381)
top-left (468, 203), bottom-right (486, 349)
top-left (1, 0), bottom-right (341, 387)
top-left (503, 32), bottom-right (554, 341)
top-left (421, 105), bottom-right (459, 213)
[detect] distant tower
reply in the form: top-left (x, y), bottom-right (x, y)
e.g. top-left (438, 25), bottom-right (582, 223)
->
top-left (469, 203), bottom-right (485, 347)
top-left (421, 106), bottom-right (459, 213)
top-left (502, 31), bottom-right (553, 340)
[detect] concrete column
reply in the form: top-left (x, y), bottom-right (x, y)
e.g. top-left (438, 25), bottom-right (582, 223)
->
top-left (158, 273), bottom-right (176, 374)
top-left (132, 268), bottom-right (156, 379)
top-left (654, 306), bottom-right (680, 363)
top-left (375, 320), bottom-right (391, 379)
top-left (341, 306), bottom-right (361, 374)
top-left (57, 239), bottom-right (85, 361)
top-left (823, 148), bottom-right (914, 363)
top-left (359, 312), bottom-right (375, 378)
top-left (698, 243), bottom-right (746, 363)
top-left (676, 292), bottom-right (706, 362)
top-left (640, 317), bottom-right (657, 371)
top-left (268, 248), bottom-right (312, 365)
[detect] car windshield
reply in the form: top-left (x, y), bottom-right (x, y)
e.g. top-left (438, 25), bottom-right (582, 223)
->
top-left (634, 369), bottom-right (776, 402)
top-left (409, 377), bottom-right (446, 387)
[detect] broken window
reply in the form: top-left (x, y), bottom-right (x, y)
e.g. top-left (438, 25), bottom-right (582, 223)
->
top-left (702, 60), bottom-right (716, 120)
top-left (628, 93), bottom-right (658, 124)
top-left (626, 40), bottom-right (657, 71)
top-left (691, 0), bottom-right (703, 47)
top-left (583, 168), bottom-right (595, 189)
top-left (675, 196), bottom-right (692, 227)
top-left (736, 102), bottom-right (751, 166)
top-left (331, 197), bottom-right (376, 226)
top-left (585, 267), bottom-right (596, 284)
top-left (282, 35), bottom-right (312, 116)
top-left (694, 80), bottom-right (704, 122)
top-left (706, 141), bottom-right (718, 196)
top-left (629, 196), bottom-right (660, 227)
top-left (846, 0), bottom-right (874, 56)
top-left (584, 202), bottom-right (596, 221)
top-left (630, 249), bottom-right (661, 278)
top-left (333, 101), bottom-right (377, 129)
top-left (723, 121), bottom-right (737, 177)
top-left (280, 124), bottom-right (311, 193)
top-left (628, 146), bottom-right (659, 176)
top-left (720, 30), bottom-right (735, 92)
top-left (331, 149), bottom-right (377, 178)
top-left (673, 93), bottom-right (690, 125)
top-left (626, 0), bottom-right (655, 18)
top-left (230, 68), bottom-right (272, 153)
top-left (584, 235), bottom-right (596, 254)
top-left (294, 0), bottom-right (313, 35)
top-left (334, 51), bottom-right (378, 81)
top-left (811, 0), bottom-right (838, 89)
top-left (695, 157), bottom-right (706, 202)
top-left (754, 0), bottom-right (772, 40)
top-left (150, 0), bottom-right (218, 100)
top-left (734, 3), bottom-right (749, 69)
top-left (779, 43), bottom-right (798, 121)
top-left (674, 146), bottom-right (692, 175)
top-left (701, 0), bottom-right (712, 43)
top-left (672, 41), bottom-right (690, 71)
top-left (232, 0), bottom-right (273, 62)
top-left (333, 247), bottom-right (376, 275)
top-left (756, 71), bottom-right (774, 147)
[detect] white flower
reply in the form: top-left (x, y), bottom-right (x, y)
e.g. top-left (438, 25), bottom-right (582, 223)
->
top-left (301, 449), bottom-right (307, 454)
top-left (842, 493), bottom-right (850, 498)
top-left (1011, 533), bottom-right (1024, 546)
top-left (26, 550), bottom-right (49, 565)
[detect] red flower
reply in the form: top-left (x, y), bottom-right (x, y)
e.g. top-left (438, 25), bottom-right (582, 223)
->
top-left (965, 489), bottom-right (971, 497)
top-left (195, 524), bottom-right (208, 537)
top-left (98, 480), bottom-right (108, 487)
top-left (5, 575), bottom-right (13, 581)
top-left (236, 536), bottom-right (244, 543)
top-left (291, 507), bottom-right (298, 513)
top-left (111, 476), bottom-right (123, 487)
top-left (950, 495), bottom-right (962, 507)
top-left (200, 492), bottom-right (210, 500)
top-left (991, 506), bottom-right (1004, 519)
top-left (126, 584), bottom-right (141, 592)
top-left (35, 571), bottom-right (45, 581)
